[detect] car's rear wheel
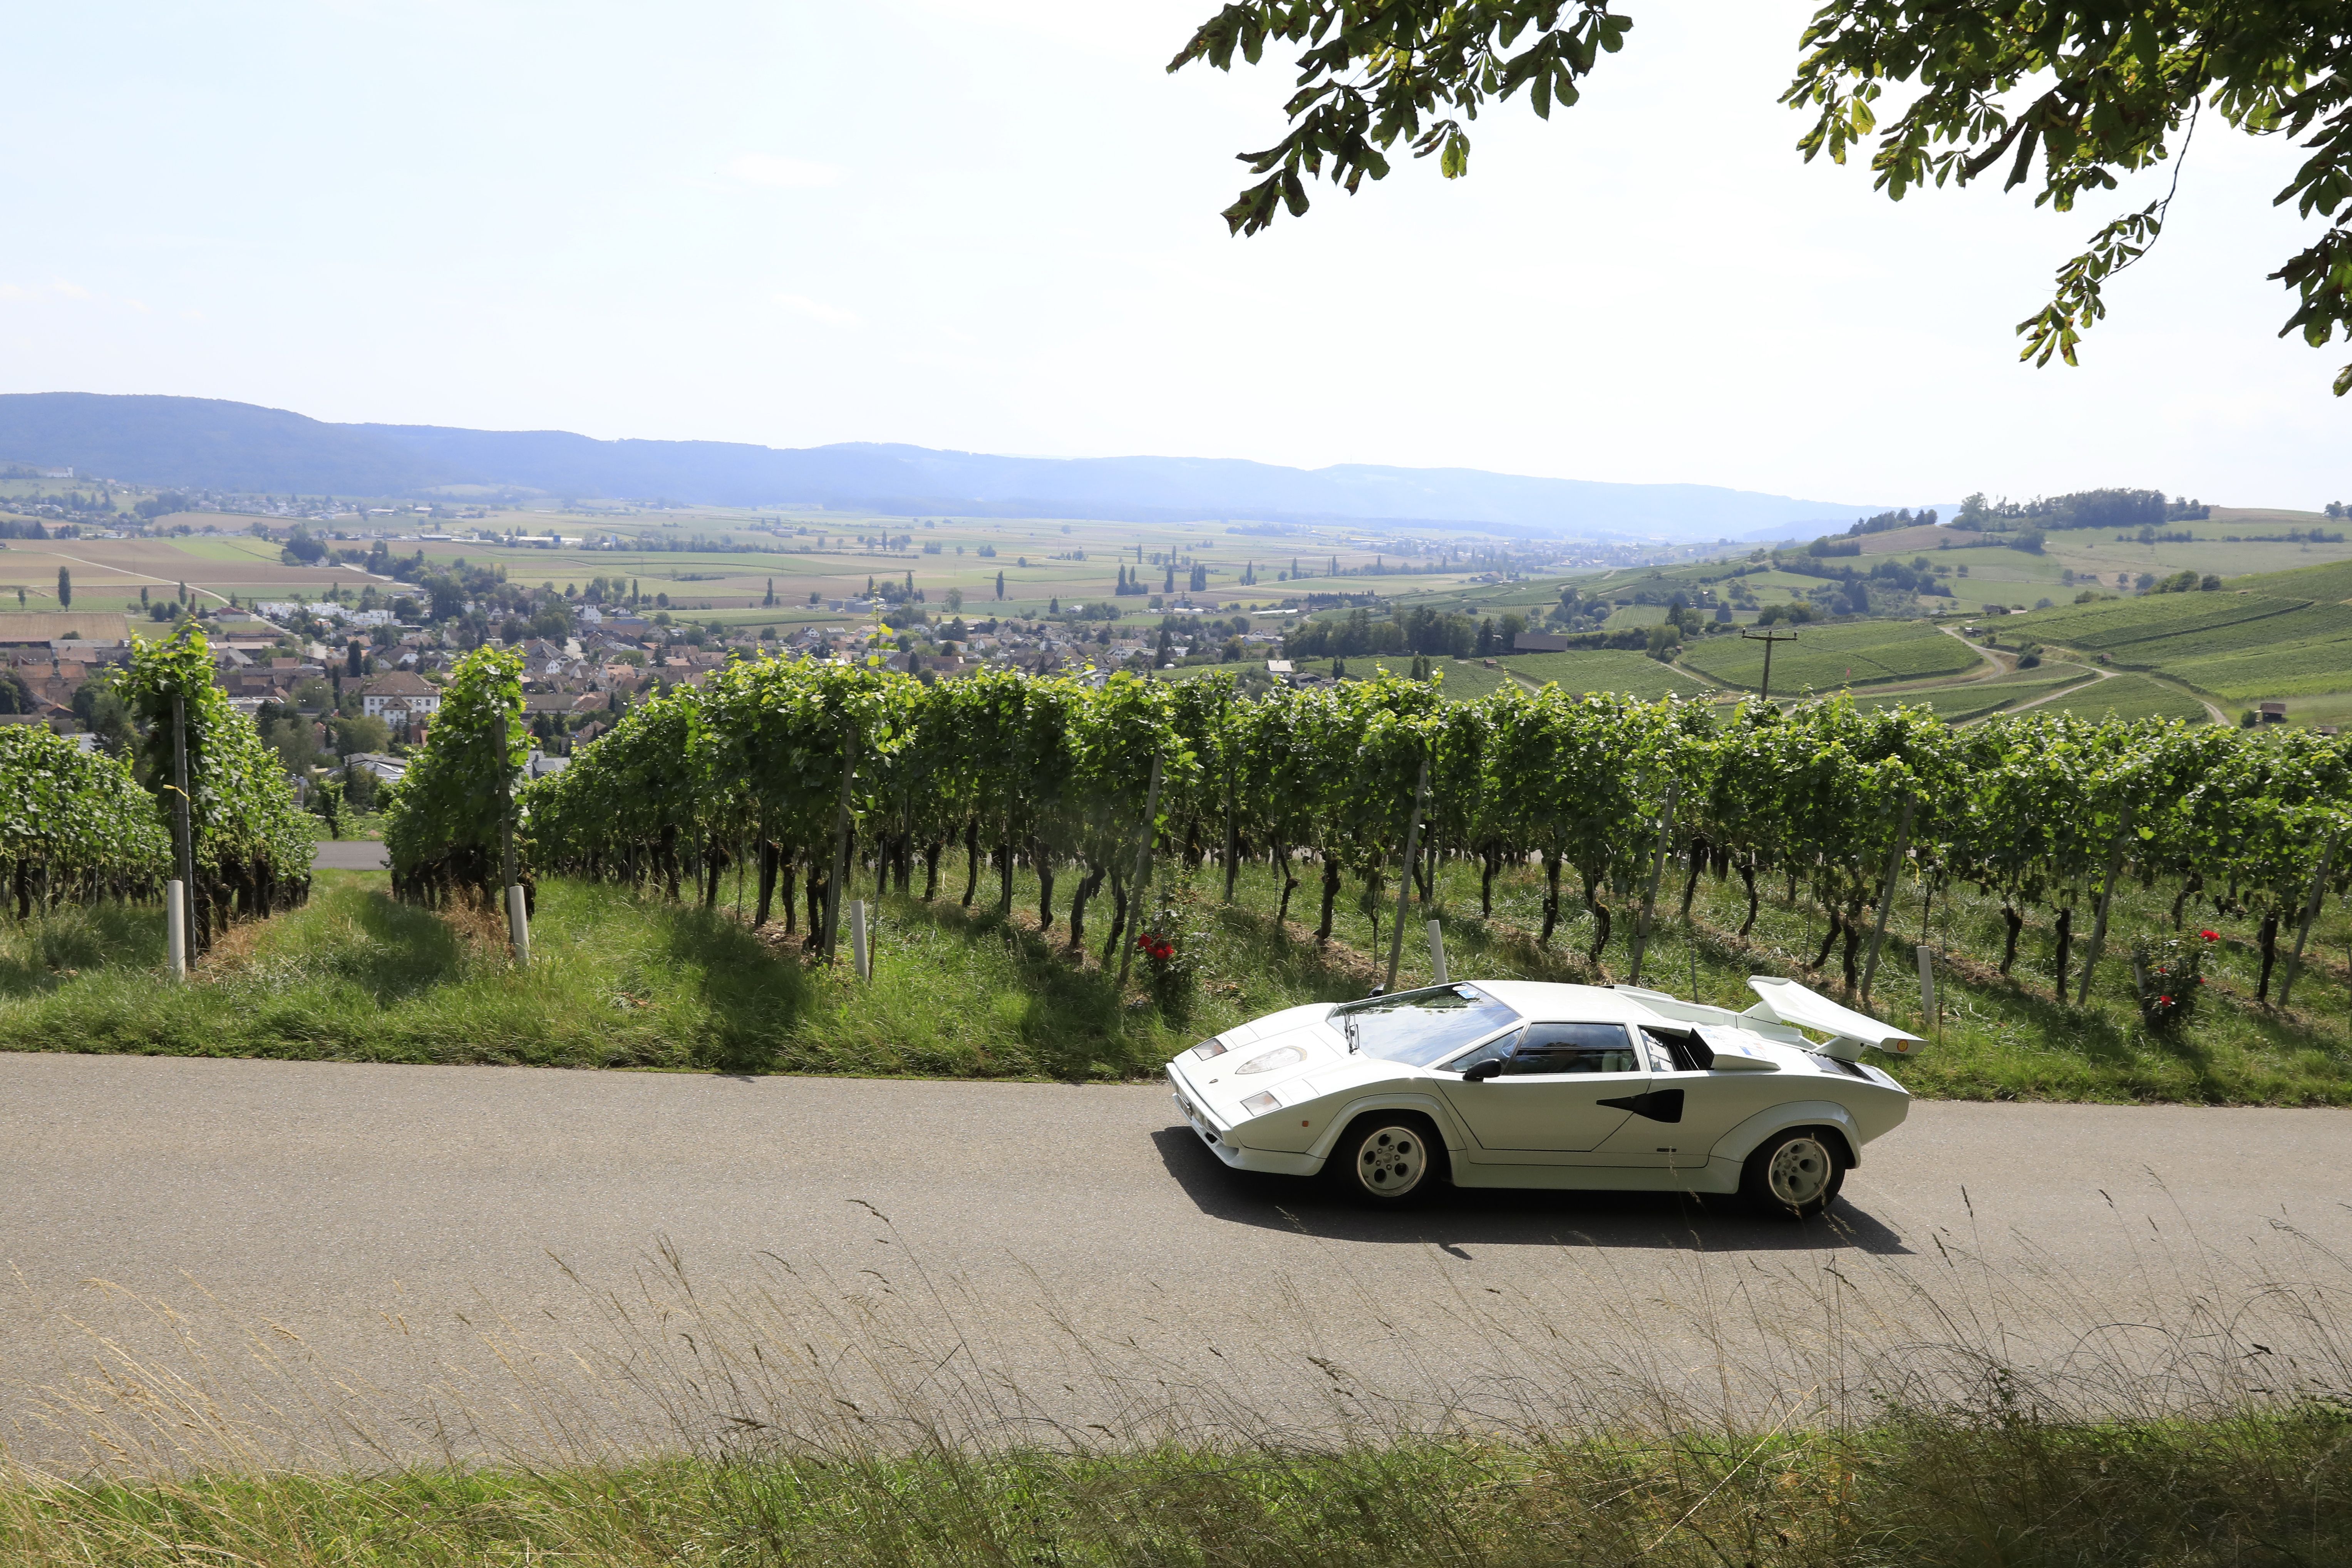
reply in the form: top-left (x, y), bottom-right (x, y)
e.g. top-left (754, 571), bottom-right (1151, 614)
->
top-left (1739, 1127), bottom-right (1846, 1219)
top-left (1332, 1116), bottom-right (1439, 1204)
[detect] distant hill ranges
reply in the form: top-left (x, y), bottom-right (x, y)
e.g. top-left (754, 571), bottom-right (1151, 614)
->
top-left (0, 391), bottom-right (1900, 541)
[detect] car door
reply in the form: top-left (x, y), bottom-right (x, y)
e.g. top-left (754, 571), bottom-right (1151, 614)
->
top-left (1593, 1022), bottom-right (1786, 1173)
top-left (1438, 1023), bottom-right (1650, 1164)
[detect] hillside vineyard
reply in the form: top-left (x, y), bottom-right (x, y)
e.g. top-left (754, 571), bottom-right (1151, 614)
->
top-left (367, 653), bottom-right (2352, 1002)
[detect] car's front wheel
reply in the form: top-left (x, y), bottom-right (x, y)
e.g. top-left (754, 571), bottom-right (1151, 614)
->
top-left (1332, 1116), bottom-right (1439, 1204)
top-left (1739, 1127), bottom-right (1846, 1219)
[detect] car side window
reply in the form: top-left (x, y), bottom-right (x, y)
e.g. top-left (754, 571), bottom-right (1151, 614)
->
top-left (1501, 1022), bottom-right (1639, 1076)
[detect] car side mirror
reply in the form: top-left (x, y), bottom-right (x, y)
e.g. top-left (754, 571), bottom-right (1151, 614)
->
top-left (1461, 1057), bottom-right (1504, 1082)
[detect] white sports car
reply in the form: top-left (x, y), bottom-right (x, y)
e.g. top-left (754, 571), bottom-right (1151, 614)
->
top-left (1166, 977), bottom-right (1921, 1216)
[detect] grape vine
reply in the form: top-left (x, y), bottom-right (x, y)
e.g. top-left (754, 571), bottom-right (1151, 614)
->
top-left (373, 656), bottom-right (2352, 1004)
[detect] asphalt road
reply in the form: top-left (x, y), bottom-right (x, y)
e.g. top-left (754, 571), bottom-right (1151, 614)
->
top-left (309, 840), bottom-right (389, 869)
top-left (5, 1053), bottom-right (2349, 1468)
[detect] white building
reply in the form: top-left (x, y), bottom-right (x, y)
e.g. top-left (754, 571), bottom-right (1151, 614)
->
top-left (360, 671), bottom-right (442, 727)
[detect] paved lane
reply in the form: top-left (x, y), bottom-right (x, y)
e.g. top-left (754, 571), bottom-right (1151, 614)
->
top-left (5, 1053), bottom-right (2348, 1466)
top-left (308, 840), bottom-right (389, 869)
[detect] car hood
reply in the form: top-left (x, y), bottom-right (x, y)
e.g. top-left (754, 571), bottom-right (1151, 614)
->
top-left (1176, 1015), bottom-right (1349, 1121)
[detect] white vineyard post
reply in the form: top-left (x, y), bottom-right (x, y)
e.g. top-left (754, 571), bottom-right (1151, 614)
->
top-left (1916, 944), bottom-right (1938, 1039)
top-left (496, 709), bottom-right (529, 967)
top-left (171, 691), bottom-right (196, 970)
top-left (1426, 919), bottom-right (1447, 985)
top-left (165, 881), bottom-right (186, 980)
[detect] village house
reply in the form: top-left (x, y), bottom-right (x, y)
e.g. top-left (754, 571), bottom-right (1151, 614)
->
top-left (360, 670), bottom-right (442, 729)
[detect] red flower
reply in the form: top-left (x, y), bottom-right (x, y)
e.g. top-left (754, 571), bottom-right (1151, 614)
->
top-left (2159, 995), bottom-right (2172, 1005)
top-left (2200, 930), bottom-right (2220, 941)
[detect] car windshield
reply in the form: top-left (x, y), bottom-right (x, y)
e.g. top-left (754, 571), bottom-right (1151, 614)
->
top-left (1333, 985), bottom-right (1520, 1067)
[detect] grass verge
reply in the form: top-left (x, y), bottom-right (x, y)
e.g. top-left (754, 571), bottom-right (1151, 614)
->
top-left (5, 848), bottom-right (2352, 1101)
top-left (8, 1412), bottom-right (2348, 1567)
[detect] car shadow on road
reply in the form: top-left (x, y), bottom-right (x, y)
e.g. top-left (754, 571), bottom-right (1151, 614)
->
top-left (1149, 1127), bottom-right (1911, 1256)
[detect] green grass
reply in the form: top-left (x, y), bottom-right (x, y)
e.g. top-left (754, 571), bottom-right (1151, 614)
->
top-left (0, 868), bottom-right (1366, 1078)
top-left (7, 1412), bottom-right (2345, 1568)
top-left (10, 835), bottom-right (2352, 1102)
top-left (2035, 672), bottom-right (2211, 723)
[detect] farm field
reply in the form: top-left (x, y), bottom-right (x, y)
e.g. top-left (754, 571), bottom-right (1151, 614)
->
top-left (1678, 618), bottom-right (1981, 692)
top-left (1494, 647), bottom-right (1717, 699)
top-left (1429, 658), bottom-right (1515, 701)
top-left (2034, 673), bottom-right (2212, 723)
top-left (0, 534), bottom-right (367, 612)
top-left (2002, 565), bottom-right (2352, 713)
top-left (1855, 663), bottom-right (2095, 721)
top-left (2002, 590), bottom-right (2308, 651)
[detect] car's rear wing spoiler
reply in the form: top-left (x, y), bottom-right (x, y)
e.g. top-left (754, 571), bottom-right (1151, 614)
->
top-left (1741, 977), bottom-right (1925, 1060)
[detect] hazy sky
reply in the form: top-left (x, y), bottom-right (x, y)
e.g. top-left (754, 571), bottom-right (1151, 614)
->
top-left (3, 0), bottom-right (2342, 507)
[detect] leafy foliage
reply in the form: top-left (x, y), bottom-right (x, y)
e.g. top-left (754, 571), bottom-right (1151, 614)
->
top-left (1178, 0), bottom-right (2352, 389)
top-left (0, 723), bottom-right (171, 916)
top-left (511, 650), bottom-right (2349, 1018)
top-left (382, 648), bottom-right (528, 907)
top-left (112, 626), bottom-right (313, 950)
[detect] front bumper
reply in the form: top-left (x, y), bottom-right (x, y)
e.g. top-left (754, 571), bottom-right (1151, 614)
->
top-left (1169, 1078), bottom-right (1323, 1177)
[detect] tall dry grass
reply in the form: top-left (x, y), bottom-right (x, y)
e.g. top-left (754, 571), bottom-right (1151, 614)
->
top-left (5, 1198), bottom-right (2351, 1565)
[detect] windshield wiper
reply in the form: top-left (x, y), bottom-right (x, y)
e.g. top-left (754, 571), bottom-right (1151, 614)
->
top-left (1343, 1014), bottom-right (1360, 1053)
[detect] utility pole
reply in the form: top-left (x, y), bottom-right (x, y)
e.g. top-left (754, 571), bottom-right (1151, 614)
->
top-left (1741, 626), bottom-right (1800, 703)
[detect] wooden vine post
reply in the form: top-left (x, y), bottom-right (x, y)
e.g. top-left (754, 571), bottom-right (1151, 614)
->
top-left (1116, 750), bottom-right (1164, 989)
top-left (1221, 688), bottom-right (1240, 903)
top-left (2072, 804), bottom-right (2134, 1008)
top-left (1382, 756), bottom-right (1430, 995)
top-left (2279, 830), bottom-right (2339, 1009)
top-left (820, 728), bottom-right (860, 962)
top-left (1627, 780), bottom-right (1679, 985)
top-left (1859, 791), bottom-right (1916, 1007)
